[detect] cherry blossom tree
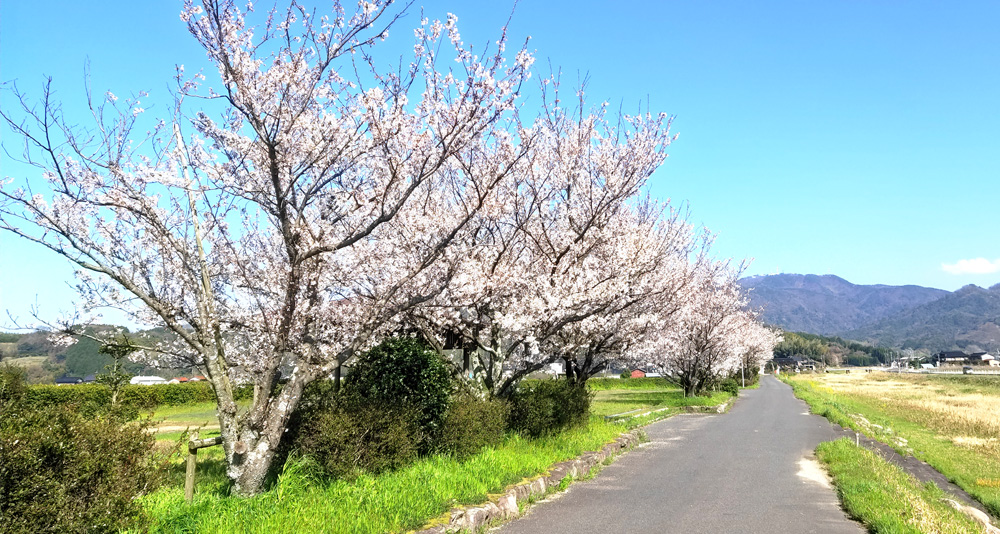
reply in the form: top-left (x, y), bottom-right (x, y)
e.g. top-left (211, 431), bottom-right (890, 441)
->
top-left (0, 0), bottom-right (534, 495)
top-left (553, 203), bottom-right (706, 384)
top-left (409, 83), bottom-right (677, 397)
top-left (728, 313), bottom-right (782, 386)
top-left (636, 257), bottom-right (779, 397)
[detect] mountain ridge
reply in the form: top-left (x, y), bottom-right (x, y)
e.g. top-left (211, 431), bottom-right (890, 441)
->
top-left (741, 273), bottom-right (1000, 352)
top-left (739, 273), bottom-right (948, 335)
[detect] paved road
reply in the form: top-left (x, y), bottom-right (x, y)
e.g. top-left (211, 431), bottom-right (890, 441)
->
top-left (496, 376), bottom-right (863, 534)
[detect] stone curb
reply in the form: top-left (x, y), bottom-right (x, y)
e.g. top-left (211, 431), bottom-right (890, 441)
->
top-left (414, 431), bottom-right (642, 534)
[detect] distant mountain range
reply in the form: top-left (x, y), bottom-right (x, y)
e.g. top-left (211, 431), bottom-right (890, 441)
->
top-left (740, 274), bottom-right (1000, 352)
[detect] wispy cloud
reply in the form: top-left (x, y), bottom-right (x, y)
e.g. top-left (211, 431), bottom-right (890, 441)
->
top-left (942, 258), bottom-right (1000, 275)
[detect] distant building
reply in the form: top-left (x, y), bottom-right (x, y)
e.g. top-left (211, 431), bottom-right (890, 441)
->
top-left (970, 352), bottom-right (997, 366)
top-left (933, 351), bottom-right (996, 367)
top-left (130, 375), bottom-right (168, 386)
top-left (55, 376), bottom-right (83, 385)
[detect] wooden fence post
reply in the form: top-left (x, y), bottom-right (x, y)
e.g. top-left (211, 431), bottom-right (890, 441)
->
top-left (184, 432), bottom-right (224, 504)
top-left (184, 432), bottom-right (199, 503)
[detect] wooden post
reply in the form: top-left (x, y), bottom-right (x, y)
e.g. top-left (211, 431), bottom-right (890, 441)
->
top-left (334, 364), bottom-right (341, 393)
top-left (184, 432), bottom-right (198, 503)
top-left (184, 433), bottom-right (224, 504)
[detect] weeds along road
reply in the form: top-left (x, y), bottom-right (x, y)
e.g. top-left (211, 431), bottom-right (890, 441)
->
top-left (495, 376), bottom-right (863, 534)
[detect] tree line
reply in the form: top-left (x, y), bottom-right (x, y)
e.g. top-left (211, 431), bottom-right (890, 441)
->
top-left (773, 332), bottom-right (899, 366)
top-left (0, 0), bottom-right (779, 495)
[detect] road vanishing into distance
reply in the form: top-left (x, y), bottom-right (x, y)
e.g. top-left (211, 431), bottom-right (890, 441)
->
top-left (495, 376), bottom-right (863, 534)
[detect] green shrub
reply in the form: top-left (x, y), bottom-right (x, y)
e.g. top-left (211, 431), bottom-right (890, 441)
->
top-left (0, 366), bottom-right (163, 533)
top-left (507, 379), bottom-right (592, 438)
top-left (344, 336), bottom-right (455, 448)
top-left (290, 394), bottom-right (420, 480)
top-left (436, 393), bottom-right (509, 458)
top-left (0, 365), bottom-right (29, 404)
top-left (718, 378), bottom-right (739, 396)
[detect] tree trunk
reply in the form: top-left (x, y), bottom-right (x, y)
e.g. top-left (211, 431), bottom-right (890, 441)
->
top-left (217, 375), bottom-right (307, 496)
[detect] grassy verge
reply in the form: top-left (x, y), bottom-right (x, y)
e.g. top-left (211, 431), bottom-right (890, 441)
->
top-left (589, 376), bottom-right (735, 422)
top-left (139, 421), bottom-right (625, 534)
top-left (784, 374), bottom-right (1000, 517)
top-left (816, 439), bottom-right (983, 533)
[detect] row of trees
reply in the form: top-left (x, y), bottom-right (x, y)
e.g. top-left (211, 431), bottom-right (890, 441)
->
top-left (0, 0), bottom-right (778, 495)
top-left (773, 332), bottom-right (901, 367)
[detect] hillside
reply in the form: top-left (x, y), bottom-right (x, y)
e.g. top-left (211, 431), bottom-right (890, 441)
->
top-left (843, 283), bottom-right (1000, 351)
top-left (740, 274), bottom-right (948, 335)
top-left (0, 326), bottom-right (184, 384)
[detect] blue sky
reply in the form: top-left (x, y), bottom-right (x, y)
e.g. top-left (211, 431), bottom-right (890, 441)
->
top-left (2, 0), bottom-right (999, 329)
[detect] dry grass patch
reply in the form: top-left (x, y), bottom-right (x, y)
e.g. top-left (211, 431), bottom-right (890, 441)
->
top-left (804, 373), bottom-right (1000, 440)
top-left (786, 372), bottom-right (1000, 517)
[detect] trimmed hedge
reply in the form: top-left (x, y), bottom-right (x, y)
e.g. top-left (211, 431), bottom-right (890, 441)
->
top-left (23, 381), bottom-right (252, 411)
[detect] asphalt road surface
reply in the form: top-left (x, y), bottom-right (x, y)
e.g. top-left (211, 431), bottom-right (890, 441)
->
top-left (495, 375), bottom-right (863, 534)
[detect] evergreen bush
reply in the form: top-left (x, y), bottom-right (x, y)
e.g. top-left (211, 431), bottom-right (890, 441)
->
top-left (436, 392), bottom-right (509, 459)
top-left (0, 366), bottom-right (164, 533)
top-left (507, 379), bottom-right (591, 438)
top-left (344, 336), bottom-right (456, 448)
top-left (23, 380), bottom-right (252, 411)
top-left (289, 392), bottom-right (420, 480)
top-left (718, 377), bottom-right (739, 396)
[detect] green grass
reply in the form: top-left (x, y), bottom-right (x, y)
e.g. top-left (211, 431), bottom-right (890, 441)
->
top-left (588, 376), bottom-right (734, 417)
top-left (784, 376), bottom-right (1000, 518)
top-left (587, 377), bottom-right (677, 390)
top-left (153, 402), bottom-right (222, 421)
top-left (148, 401), bottom-right (251, 438)
top-left (139, 421), bottom-right (626, 534)
top-left (816, 439), bottom-right (983, 533)
top-left (590, 389), bottom-right (731, 418)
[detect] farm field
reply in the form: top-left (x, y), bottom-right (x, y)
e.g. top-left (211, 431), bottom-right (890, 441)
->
top-left (141, 379), bottom-right (737, 533)
top-left (784, 372), bottom-right (1000, 518)
top-left (2, 355), bottom-right (48, 367)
